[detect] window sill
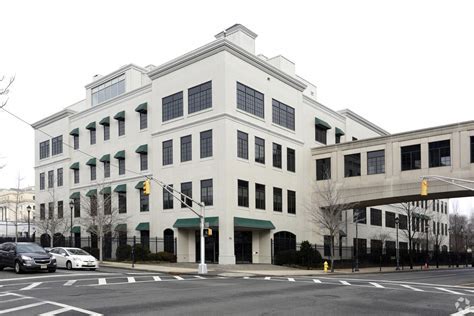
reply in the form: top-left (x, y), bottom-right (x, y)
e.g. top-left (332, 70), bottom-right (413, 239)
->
top-left (139, 128), bottom-right (149, 133)
top-left (237, 157), bottom-right (250, 164)
top-left (287, 213), bottom-right (296, 217)
top-left (236, 108), bottom-right (265, 123)
top-left (200, 156), bottom-right (214, 162)
top-left (272, 167), bottom-right (283, 173)
top-left (162, 164), bottom-right (174, 169)
top-left (179, 160), bottom-right (193, 166)
top-left (272, 211), bottom-right (283, 215)
top-left (237, 206), bottom-right (250, 211)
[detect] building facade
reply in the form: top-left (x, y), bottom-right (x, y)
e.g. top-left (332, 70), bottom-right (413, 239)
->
top-left (33, 24), bottom-right (448, 264)
top-left (0, 187), bottom-right (35, 237)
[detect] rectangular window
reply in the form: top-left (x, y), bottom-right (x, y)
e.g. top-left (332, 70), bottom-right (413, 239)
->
top-left (118, 159), bottom-right (125, 175)
top-left (353, 208), bottom-right (367, 224)
top-left (429, 140), bottom-right (451, 167)
top-left (272, 99), bottom-right (295, 130)
top-left (74, 198), bottom-right (80, 218)
top-left (48, 170), bottom-right (54, 188)
top-left (57, 201), bottom-right (63, 219)
top-left (367, 150), bottom-right (385, 175)
top-left (118, 120), bottom-right (125, 136)
top-left (401, 144), bottom-right (421, 171)
top-left (336, 134), bottom-right (341, 144)
top-left (118, 193), bottom-right (127, 214)
top-left (140, 153), bottom-right (148, 171)
top-left (39, 140), bottom-right (50, 159)
top-left (255, 183), bottom-right (265, 210)
top-left (104, 125), bottom-right (110, 141)
top-left (399, 214), bottom-right (408, 230)
top-left (344, 153), bottom-right (361, 177)
top-left (90, 165), bottom-right (96, 181)
top-left (39, 173), bottom-right (45, 190)
top-left (201, 179), bottom-right (213, 206)
top-left (90, 130), bottom-right (96, 145)
top-left (51, 136), bottom-right (63, 155)
top-left (287, 190), bottom-right (296, 214)
top-left (237, 131), bottom-right (248, 159)
top-left (104, 193), bottom-right (111, 215)
top-left (273, 143), bottom-right (282, 168)
top-left (287, 148), bottom-right (295, 172)
top-left (188, 81), bottom-right (212, 114)
top-left (200, 130), bottom-right (213, 158)
top-left (91, 74), bottom-right (125, 106)
top-left (73, 169), bottom-right (79, 184)
top-left (238, 180), bottom-right (249, 207)
top-left (273, 187), bottom-right (283, 212)
top-left (370, 208), bottom-right (382, 226)
top-left (104, 161), bottom-right (110, 178)
top-left (140, 190), bottom-right (149, 212)
top-left (140, 112), bottom-right (147, 130)
top-left (73, 135), bottom-right (79, 150)
top-left (57, 168), bottom-right (63, 187)
top-left (236, 82), bottom-right (264, 118)
top-left (316, 158), bottom-right (331, 180)
top-left (40, 204), bottom-right (45, 220)
top-left (90, 196), bottom-right (97, 216)
top-left (181, 182), bottom-right (192, 208)
top-left (385, 211), bottom-right (395, 228)
top-left (181, 135), bottom-right (192, 162)
top-left (255, 137), bottom-right (265, 164)
top-left (163, 185), bottom-right (174, 210)
top-left (162, 91), bottom-right (183, 122)
top-left (315, 126), bottom-right (327, 144)
top-left (163, 140), bottom-right (173, 166)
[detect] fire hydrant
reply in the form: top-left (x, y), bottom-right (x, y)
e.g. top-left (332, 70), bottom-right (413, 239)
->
top-left (324, 261), bottom-right (329, 273)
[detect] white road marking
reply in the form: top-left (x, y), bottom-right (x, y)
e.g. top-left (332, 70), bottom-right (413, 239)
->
top-left (340, 280), bottom-right (351, 286)
top-left (465, 290), bottom-right (474, 293)
top-left (40, 300), bottom-right (103, 316)
top-left (126, 272), bottom-right (157, 275)
top-left (369, 282), bottom-right (385, 288)
top-left (98, 278), bottom-right (107, 285)
top-left (401, 284), bottom-right (424, 292)
top-left (243, 277), bottom-right (250, 279)
top-left (20, 282), bottom-right (42, 291)
top-left (0, 273), bottom-right (116, 282)
top-left (0, 301), bottom-right (46, 314)
top-left (174, 276), bottom-right (184, 280)
top-left (288, 278), bottom-right (295, 282)
top-left (153, 276), bottom-right (162, 281)
top-left (313, 279), bottom-right (322, 283)
top-left (127, 277), bottom-right (136, 283)
top-left (39, 307), bottom-right (71, 315)
top-left (0, 297), bottom-right (30, 303)
top-left (264, 277), bottom-right (271, 280)
top-left (435, 287), bottom-right (464, 295)
top-left (194, 276), bottom-right (206, 279)
top-left (63, 280), bottom-right (77, 286)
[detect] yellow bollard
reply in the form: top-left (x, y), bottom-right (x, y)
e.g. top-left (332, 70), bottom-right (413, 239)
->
top-left (324, 261), bottom-right (328, 273)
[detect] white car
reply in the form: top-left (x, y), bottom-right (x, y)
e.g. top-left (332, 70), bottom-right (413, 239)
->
top-left (50, 247), bottom-right (98, 270)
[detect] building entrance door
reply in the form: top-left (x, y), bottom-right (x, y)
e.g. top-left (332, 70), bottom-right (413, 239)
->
top-left (235, 231), bottom-right (252, 263)
top-left (195, 230), bottom-right (219, 263)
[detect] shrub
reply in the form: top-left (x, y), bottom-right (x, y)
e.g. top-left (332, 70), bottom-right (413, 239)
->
top-left (82, 247), bottom-right (99, 260)
top-left (148, 251), bottom-right (177, 262)
top-left (133, 243), bottom-right (151, 261)
top-left (116, 244), bottom-right (132, 261)
top-left (275, 250), bottom-right (298, 266)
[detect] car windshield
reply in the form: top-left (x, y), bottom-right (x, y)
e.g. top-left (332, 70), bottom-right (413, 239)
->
top-left (67, 249), bottom-right (89, 256)
top-left (16, 244), bottom-right (46, 254)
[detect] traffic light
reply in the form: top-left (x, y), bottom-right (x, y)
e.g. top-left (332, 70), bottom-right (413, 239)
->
top-left (203, 228), bottom-right (212, 237)
top-left (143, 179), bottom-right (150, 195)
top-left (421, 179), bottom-right (428, 196)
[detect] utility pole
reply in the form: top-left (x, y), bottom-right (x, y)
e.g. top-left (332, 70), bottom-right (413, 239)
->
top-left (395, 216), bottom-right (400, 270)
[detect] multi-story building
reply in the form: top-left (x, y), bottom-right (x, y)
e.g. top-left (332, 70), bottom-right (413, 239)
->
top-left (33, 24), bottom-right (448, 264)
top-left (0, 186), bottom-right (35, 237)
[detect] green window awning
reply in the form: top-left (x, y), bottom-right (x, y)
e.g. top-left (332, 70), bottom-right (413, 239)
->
top-left (70, 192), bottom-right (80, 199)
top-left (113, 111), bottom-right (125, 121)
top-left (234, 217), bottom-right (275, 230)
top-left (114, 150), bottom-right (125, 160)
top-left (86, 158), bottom-right (96, 166)
top-left (136, 222), bottom-right (149, 231)
top-left (86, 189), bottom-right (97, 197)
top-left (100, 187), bottom-right (111, 195)
top-left (114, 184), bottom-right (127, 193)
top-left (86, 122), bottom-right (96, 130)
top-left (71, 226), bottom-right (81, 234)
top-left (173, 216), bottom-right (219, 229)
top-left (135, 144), bottom-right (148, 154)
top-left (115, 224), bottom-right (127, 232)
top-left (99, 154), bottom-right (110, 162)
top-left (335, 127), bottom-right (345, 136)
top-left (315, 118), bottom-right (331, 130)
top-left (135, 181), bottom-right (144, 190)
top-left (99, 117), bottom-right (110, 126)
top-left (135, 102), bottom-right (148, 113)
top-left (69, 162), bottom-right (79, 170)
top-left (69, 128), bottom-right (79, 136)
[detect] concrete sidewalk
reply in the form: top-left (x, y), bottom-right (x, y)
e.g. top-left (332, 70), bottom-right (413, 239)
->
top-left (101, 261), bottom-right (472, 277)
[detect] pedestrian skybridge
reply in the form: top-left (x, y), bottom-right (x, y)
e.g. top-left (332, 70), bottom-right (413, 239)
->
top-left (312, 121), bottom-right (474, 207)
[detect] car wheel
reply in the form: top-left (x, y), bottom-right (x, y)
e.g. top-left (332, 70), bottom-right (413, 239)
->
top-left (66, 261), bottom-right (73, 270)
top-left (48, 269), bottom-right (56, 273)
top-left (14, 261), bottom-right (23, 274)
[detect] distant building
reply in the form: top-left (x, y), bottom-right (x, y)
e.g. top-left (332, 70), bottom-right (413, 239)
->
top-left (0, 187), bottom-right (35, 237)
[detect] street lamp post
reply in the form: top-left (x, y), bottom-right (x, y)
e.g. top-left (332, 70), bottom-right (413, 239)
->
top-left (395, 217), bottom-right (400, 271)
top-left (26, 205), bottom-right (31, 240)
top-left (69, 200), bottom-right (74, 247)
top-left (355, 219), bottom-right (359, 272)
top-left (425, 223), bottom-right (430, 268)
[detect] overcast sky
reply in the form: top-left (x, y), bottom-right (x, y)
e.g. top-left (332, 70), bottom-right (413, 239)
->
top-left (0, 0), bottom-right (472, 213)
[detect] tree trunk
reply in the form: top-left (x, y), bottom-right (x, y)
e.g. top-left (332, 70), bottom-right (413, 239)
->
top-left (330, 236), bottom-right (334, 272)
top-left (50, 232), bottom-right (54, 248)
top-left (99, 235), bottom-right (103, 263)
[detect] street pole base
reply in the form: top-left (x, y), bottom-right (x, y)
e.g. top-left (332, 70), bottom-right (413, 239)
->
top-left (198, 263), bottom-right (208, 274)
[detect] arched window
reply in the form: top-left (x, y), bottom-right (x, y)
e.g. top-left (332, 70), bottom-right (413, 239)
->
top-left (164, 229), bottom-right (174, 254)
top-left (273, 231), bottom-right (296, 256)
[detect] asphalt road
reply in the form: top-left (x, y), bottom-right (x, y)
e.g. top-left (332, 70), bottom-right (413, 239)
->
top-left (0, 266), bottom-right (472, 315)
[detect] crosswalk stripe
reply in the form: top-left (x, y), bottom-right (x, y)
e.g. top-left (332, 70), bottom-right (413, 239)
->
top-left (98, 278), bottom-right (107, 285)
top-left (0, 301), bottom-right (46, 314)
top-left (20, 282), bottom-right (42, 291)
top-left (465, 290), bottom-right (474, 293)
top-left (243, 277), bottom-right (250, 279)
top-left (340, 281), bottom-right (351, 286)
top-left (401, 284), bottom-right (424, 292)
top-left (153, 276), bottom-right (162, 281)
top-left (288, 278), bottom-right (295, 282)
top-left (64, 280), bottom-right (76, 286)
top-left (194, 276), bottom-right (206, 279)
top-left (127, 277), bottom-right (136, 283)
top-left (435, 287), bottom-right (464, 295)
top-left (174, 276), bottom-right (184, 280)
top-left (313, 279), bottom-right (322, 283)
top-left (39, 307), bottom-right (71, 315)
top-left (369, 282), bottom-right (384, 288)
top-left (264, 277), bottom-right (271, 280)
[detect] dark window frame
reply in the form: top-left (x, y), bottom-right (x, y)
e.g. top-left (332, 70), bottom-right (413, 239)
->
top-left (401, 144), bottom-right (421, 171)
top-left (272, 99), bottom-right (295, 130)
top-left (273, 187), bottom-right (283, 212)
top-left (273, 143), bottom-right (282, 168)
top-left (287, 148), bottom-right (296, 172)
top-left (180, 135), bottom-right (192, 162)
top-left (255, 183), bottom-right (265, 210)
top-left (162, 91), bottom-right (184, 122)
top-left (162, 140), bottom-right (173, 166)
top-left (237, 131), bottom-right (248, 159)
top-left (40, 140), bottom-right (50, 159)
top-left (200, 179), bottom-right (213, 206)
top-left (188, 81), bottom-right (212, 114)
top-left (255, 137), bottom-right (265, 164)
top-left (236, 82), bottom-right (264, 118)
top-left (287, 190), bottom-right (296, 214)
top-left (344, 153), bottom-right (361, 177)
top-left (367, 150), bottom-right (385, 175)
top-left (163, 185), bottom-right (174, 210)
top-left (181, 182), bottom-right (192, 208)
top-left (429, 140), bottom-right (451, 168)
top-left (370, 208), bottom-right (382, 226)
top-left (238, 180), bottom-right (249, 207)
top-left (315, 126), bottom-right (327, 144)
top-left (316, 158), bottom-right (331, 180)
top-left (200, 130), bottom-right (213, 159)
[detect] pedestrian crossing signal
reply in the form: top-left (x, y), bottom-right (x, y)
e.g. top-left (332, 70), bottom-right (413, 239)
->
top-left (204, 228), bottom-right (212, 237)
top-left (421, 179), bottom-right (428, 196)
top-left (143, 179), bottom-right (151, 195)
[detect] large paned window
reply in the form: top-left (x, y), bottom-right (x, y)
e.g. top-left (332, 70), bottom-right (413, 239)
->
top-left (181, 182), bottom-right (192, 208)
top-left (353, 208), bottom-right (367, 224)
top-left (162, 140), bottom-right (173, 166)
top-left (181, 135), bottom-right (192, 162)
top-left (316, 158), bottom-right (331, 180)
top-left (73, 135), bottom-right (79, 150)
top-left (200, 179), bottom-right (213, 206)
top-left (118, 159), bottom-right (125, 175)
top-left (57, 201), bottom-right (63, 219)
top-left (255, 137), bottom-right (265, 164)
top-left (40, 204), bottom-right (45, 220)
top-left (429, 140), bottom-right (451, 167)
top-left (200, 130), bottom-right (213, 158)
top-left (237, 131), bottom-right (248, 159)
top-left (162, 91), bottom-right (183, 122)
top-left (287, 148), bottom-right (295, 172)
top-left (273, 187), bottom-right (283, 212)
top-left (315, 126), bottom-right (327, 144)
top-left (238, 180), bottom-right (249, 207)
top-left (90, 130), bottom-right (96, 145)
top-left (401, 144), bottom-right (421, 171)
top-left (91, 74), bottom-right (125, 106)
top-left (370, 208), bottom-right (382, 226)
top-left (140, 112), bottom-right (147, 130)
top-left (236, 82), bottom-right (264, 118)
top-left (39, 173), bottom-right (45, 190)
top-left (51, 136), bottom-right (63, 156)
top-left (48, 170), bottom-right (54, 188)
top-left (90, 196), bottom-right (97, 216)
top-left (57, 168), bottom-right (63, 187)
top-left (73, 169), bottom-right (79, 184)
top-left (272, 99), bottom-right (295, 130)
top-left (104, 193), bottom-right (111, 215)
top-left (140, 190), bottom-right (149, 212)
top-left (385, 211), bottom-right (395, 228)
top-left (255, 183), bottom-right (265, 210)
top-left (273, 143), bottom-right (282, 168)
top-left (140, 153), bottom-right (148, 171)
top-left (90, 165), bottom-right (96, 181)
top-left (39, 140), bottom-right (50, 159)
top-left (188, 81), bottom-right (212, 114)
top-left (399, 214), bottom-right (408, 230)
top-left (104, 161), bottom-right (110, 178)
top-left (73, 198), bottom-right (80, 217)
top-left (163, 185), bottom-right (174, 210)
top-left (118, 193), bottom-right (127, 214)
top-left (118, 120), bottom-right (125, 136)
top-left (367, 150), bottom-right (385, 175)
top-left (104, 125), bottom-right (110, 141)
top-left (287, 190), bottom-right (296, 214)
top-left (48, 203), bottom-right (54, 219)
top-left (344, 153), bottom-right (361, 177)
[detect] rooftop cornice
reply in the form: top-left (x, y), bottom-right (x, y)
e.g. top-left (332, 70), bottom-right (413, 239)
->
top-left (85, 64), bottom-right (148, 89)
top-left (147, 39), bottom-right (308, 92)
top-left (32, 109), bottom-right (77, 129)
top-left (338, 109), bottom-right (390, 136)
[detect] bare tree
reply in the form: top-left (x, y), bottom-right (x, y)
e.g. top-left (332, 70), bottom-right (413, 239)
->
top-left (0, 75), bottom-right (15, 109)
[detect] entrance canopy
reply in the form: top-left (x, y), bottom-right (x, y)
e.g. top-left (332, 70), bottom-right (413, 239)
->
top-left (173, 217), bottom-right (218, 229)
top-left (234, 217), bottom-right (275, 230)
top-left (173, 216), bottom-right (275, 230)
